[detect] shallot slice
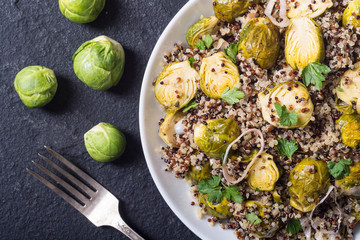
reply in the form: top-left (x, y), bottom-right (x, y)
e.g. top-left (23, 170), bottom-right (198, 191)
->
top-left (265, 0), bottom-right (290, 28)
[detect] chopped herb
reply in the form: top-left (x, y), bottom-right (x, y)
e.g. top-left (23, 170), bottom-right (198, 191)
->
top-left (246, 212), bottom-right (262, 225)
top-left (221, 87), bottom-right (245, 105)
top-left (337, 87), bottom-right (344, 92)
top-left (275, 103), bottom-right (298, 127)
top-left (222, 183), bottom-right (243, 203)
top-left (188, 56), bottom-right (196, 67)
top-left (203, 34), bottom-right (213, 49)
top-left (275, 138), bottom-right (298, 161)
top-left (195, 41), bottom-right (206, 50)
top-left (328, 158), bottom-right (352, 180)
top-left (302, 62), bottom-right (331, 90)
top-left (286, 218), bottom-right (302, 234)
top-left (182, 100), bottom-right (199, 112)
top-left (255, 187), bottom-right (260, 192)
top-left (224, 43), bottom-right (239, 63)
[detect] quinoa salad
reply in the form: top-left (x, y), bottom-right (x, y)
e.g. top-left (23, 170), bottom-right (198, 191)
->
top-left (153, 0), bottom-right (360, 239)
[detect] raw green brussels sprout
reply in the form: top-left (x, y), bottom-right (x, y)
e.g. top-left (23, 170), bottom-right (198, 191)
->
top-left (185, 162), bottom-right (212, 185)
top-left (59, 0), bottom-right (105, 24)
top-left (194, 118), bottom-right (240, 159)
top-left (73, 35), bottom-right (125, 91)
top-left (258, 81), bottom-right (314, 129)
top-left (199, 193), bottom-right (232, 218)
top-left (238, 17), bottom-right (280, 69)
top-left (247, 153), bottom-right (279, 191)
top-left (289, 158), bottom-right (330, 212)
top-left (336, 114), bottom-right (360, 148)
top-left (84, 122), bottom-right (126, 162)
top-left (158, 110), bottom-right (185, 148)
top-left (343, 0), bottom-right (360, 27)
top-left (200, 52), bottom-right (240, 99)
top-left (155, 61), bottom-right (199, 110)
top-left (336, 162), bottom-right (360, 199)
top-left (285, 17), bottom-right (325, 70)
top-left (14, 66), bottom-right (57, 108)
top-left (287, 0), bottom-right (333, 19)
top-left (213, 0), bottom-right (259, 22)
top-left (186, 16), bottom-right (220, 48)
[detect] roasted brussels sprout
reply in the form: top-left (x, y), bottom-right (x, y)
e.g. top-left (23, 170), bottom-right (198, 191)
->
top-left (258, 81), bottom-right (314, 129)
top-left (287, 0), bottom-right (333, 19)
top-left (343, 0), bottom-right (360, 27)
top-left (238, 17), bottom-right (280, 69)
top-left (272, 190), bottom-right (282, 203)
top-left (84, 122), bottom-right (126, 162)
top-left (285, 17), bottom-right (325, 70)
top-left (158, 110), bottom-right (186, 148)
top-left (73, 35), bottom-right (125, 91)
top-left (247, 153), bottom-right (280, 191)
top-left (336, 162), bottom-right (360, 198)
top-left (199, 193), bottom-right (231, 218)
top-left (194, 118), bottom-right (240, 159)
top-left (199, 52), bottom-right (240, 99)
top-left (186, 17), bottom-right (220, 48)
top-left (336, 62), bottom-right (360, 113)
top-left (289, 158), bottom-right (330, 212)
top-left (336, 114), bottom-right (360, 148)
top-left (186, 162), bottom-right (212, 185)
top-left (155, 61), bottom-right (199, 110)
top-left (59, 0), bottom-right (105, 23)
top-left (213, 0), bottom-right (259, 22)
top-left (14, 66), bottom-right (57, 108)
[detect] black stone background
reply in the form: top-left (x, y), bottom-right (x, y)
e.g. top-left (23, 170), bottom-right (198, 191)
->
top-left (0, 0), bottom-right (200, 239)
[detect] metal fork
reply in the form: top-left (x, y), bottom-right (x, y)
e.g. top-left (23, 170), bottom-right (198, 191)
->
top-left (26, 146), bottom-right (144, 240)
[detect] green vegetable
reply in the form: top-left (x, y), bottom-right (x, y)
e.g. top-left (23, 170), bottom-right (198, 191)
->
top-left (158, 111), bottom-right (185, 148)
top-left (328, 159), bottom-right (352, 180)
top-left (301, 62), bottom-right (331, 90)
top-left (275, 138), bottom-right (298, 161)
top-left (224, 43), bottom-right (239, 63)
top-left (182, 100), bottom-right (199, 112)
top-left (336, 114), bottom-right (360, 148)
top-left (336, 162), bottom-right (360, 199)
top-left (73, 35), bottom-right (125, 91)
top-left (14, 66), bottom-right (58, 108)
top-left (223, 184), bottom-right (243, 203)
top-left (336, 62), bottom-right (360, 109)
top-left (343, 0), bottom-right (360, 27)
top-left (84, 122), bottom-right (126, 162)
top-left (59, 0), bottom-right (105, 24)
top-left (185, 162), bottom-right (212, 185)
top-left (246, 212), bottom-right (262, 225)
top-left (195, 41), bottom-right (205, 50)
top-left (186, 17), bottom-right (220, 48)
top-left (203, 34), bottom-right (214, 49)
top-left (213, 0), bottom-right (259, 22)
top-left (286, 218), bottom-right (302, 234)
top-left (188, 56), bottom-right (196, 67)
top-left (337, 87), bottom-right (344, 92)
top-left (275, 103), bottom-right (298, 127)
top-left (221, 87), bottom-right (244, 105)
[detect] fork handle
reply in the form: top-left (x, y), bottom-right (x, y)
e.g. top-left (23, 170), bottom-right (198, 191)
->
top-left (112, 216), bottom-right (145, 240)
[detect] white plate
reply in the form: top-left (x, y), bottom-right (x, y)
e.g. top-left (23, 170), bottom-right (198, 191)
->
top-left (139, 0), bottom-right (360, 239)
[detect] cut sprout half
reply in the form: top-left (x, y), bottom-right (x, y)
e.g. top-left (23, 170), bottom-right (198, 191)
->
top-left (265, 0), bottom-right (290, 28)
top-left (222, 128), bottom-right (265, 185)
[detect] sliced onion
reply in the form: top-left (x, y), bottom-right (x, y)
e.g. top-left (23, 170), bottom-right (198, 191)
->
top-left (300, 218), bottom-right (312, 240)
top-left (222, 128), bottom-right (265, 185)
top-left (265, 0), bottom-right (290, 28)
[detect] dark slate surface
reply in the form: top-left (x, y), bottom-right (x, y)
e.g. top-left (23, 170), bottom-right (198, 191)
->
top-left (0, 1), bottom-right (200, 239)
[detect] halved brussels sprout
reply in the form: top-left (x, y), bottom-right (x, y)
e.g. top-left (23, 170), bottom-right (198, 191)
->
top-left (336, 114), bottom-right (360, 148)
top-left (247, 153), bottom-right (279, 191)
top-left (199, 52), bottom-right (240, 99)
top-left (59, 0), bottom-right (105, 24)
top-left (336, 162), bottom-right (360, 199)
top-left (199, 193), bottom-right (232, 218)
top-left (272, 190), bottom-right (282, 203)
top-left (343, 0), bottom-right (360, 27)
top-left (289, 158), bottom-right (330, 212)
top-left (213, 0), bottom-right (259, 22)
top-left (186, 16), bottom-right (220, 48)
top-left (241, 148), bottom-right (259, 162)
top-left (337, 62), bottom-right (360, 113)
top-left (258, 81), bottom-right (314, 129)
top-left (186, 161), bottom-right (212, 185)
top-left (155, 61), bottom-right (199, 110)
top-left (287, 0), bottom-right (333, 19)
top-left (285, 17), bottom-right (325, 70)
top-left (238, 17), bottom-right (280, 69)
top-left (194, 118), bottom-right (240, 159)
top-left (159, 110), bottom-right (186, 148)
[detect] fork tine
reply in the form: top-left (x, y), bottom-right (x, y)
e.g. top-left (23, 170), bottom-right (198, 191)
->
top-left (38, 153), bottom-right (95, 198)
top-left (26, 168), bottom-right (84, 212)
top-left (31, 161), bottom-right (90, 205)
top-left (44, 146), bottom-right (102, 190)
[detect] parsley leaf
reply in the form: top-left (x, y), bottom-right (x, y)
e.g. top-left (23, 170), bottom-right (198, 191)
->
top-left (221, 87), bottom-right (245, 105)
top-left (224, 43), bottom-right (239, 63)
top-left (275, 138), bottom-right (298, 161)
top-left (203, 34), bottom-right (213, 49)
top-left (222, 184), bottom-right (243, 203)
top-left (328, 158), bottom-right (352, 180)
top-left (195, 41), bottom-right (205, 50)
top-left (206, 189), bottom-right (223, 203)
top-left (188, 56), bottom-right (195, 67)
top-left (337, 87), bottom-right (344, 92)
top-left (275, 103), bottom-right (298, 127)
top-left (302, 62), bottom-right (331, 90)
top-left (182, 100), bottom-right (199, 112)
top-left (246, 212), bottom-right (262, 225)
top-left (286, 218), bottom-right (302, 234)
